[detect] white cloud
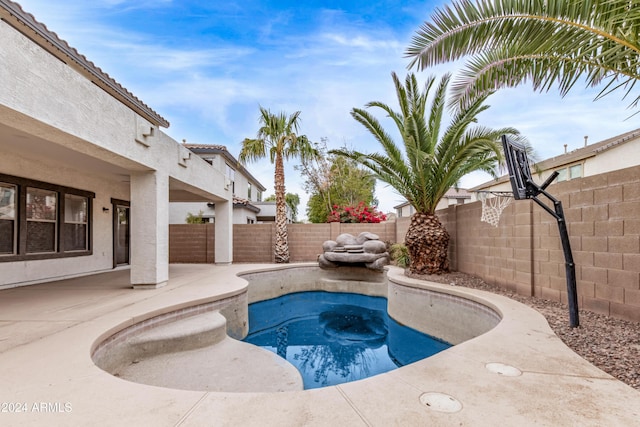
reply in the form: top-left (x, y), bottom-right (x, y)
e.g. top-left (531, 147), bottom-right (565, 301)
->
top-left (13, 1), bottom-right (639, 219)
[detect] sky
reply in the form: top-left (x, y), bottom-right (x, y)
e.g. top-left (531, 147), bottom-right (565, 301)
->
top-left (14, 0), bottom-right (640, 218)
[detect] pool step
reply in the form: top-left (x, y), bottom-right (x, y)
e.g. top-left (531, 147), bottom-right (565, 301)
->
top-left (127, 310), bottom-right (227, 358)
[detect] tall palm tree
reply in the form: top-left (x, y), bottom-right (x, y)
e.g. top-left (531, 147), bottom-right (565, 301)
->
top-left (240, 107), bottom-right (316, 263)
top-left (406, 0), bottom-right (640, 109)
top-left (332, 72), bottom-right (520, 274)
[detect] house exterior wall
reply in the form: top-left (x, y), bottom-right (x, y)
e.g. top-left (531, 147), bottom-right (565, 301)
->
top-left (0, 17), bottom-right (232, 288)
top-left (169, 148), bottom-right (263, 225)
top-left (0, 150), bottom-right (129, 287)
top-left (585, 139), bottom-right (640, 176)
top-left (254, 202), bottom-right (293, 223)
top-left (396, 204), bottom-right (415, 218)
top-left (477, 134), bottom-right (640, 193)
top-left (233, 207), bottom-right (257, 224)
top-left (169, 202), bottom-right (215, 224)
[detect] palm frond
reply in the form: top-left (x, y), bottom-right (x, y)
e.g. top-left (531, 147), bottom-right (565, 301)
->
top-left (406, 0), bottom-right (640, 107)
top-left (335, 71), bottom-right (520, 214)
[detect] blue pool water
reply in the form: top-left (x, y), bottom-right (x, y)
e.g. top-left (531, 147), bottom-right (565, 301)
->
top-left (243, 291), bottom-right (452, 389)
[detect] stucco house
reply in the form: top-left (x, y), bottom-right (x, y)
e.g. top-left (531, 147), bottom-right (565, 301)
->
top-left (170, 143), bottom-right (295, 224)
top-left (169, 143), bottom-right (267, 224)
top-left (252, 201), bottom-right (294, 223)
top-left (0, 1), bottom-right (233, 289)
top-left (472, 128), bottom-right (640, 193)
top-left (394, 188), bottom-right (472, 218)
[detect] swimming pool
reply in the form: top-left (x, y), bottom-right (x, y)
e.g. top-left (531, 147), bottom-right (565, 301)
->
top-left (92, 264), bottom-right (501, 393)
top-left (243, 291), bottom-right (452, 389)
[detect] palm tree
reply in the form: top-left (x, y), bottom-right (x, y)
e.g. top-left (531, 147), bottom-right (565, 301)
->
top-left (406, 0), bottom-right (640, 109)
top-left (332, 72), bottom-right (520, 274)
top-left (240, 107), bottom-right (316, 263)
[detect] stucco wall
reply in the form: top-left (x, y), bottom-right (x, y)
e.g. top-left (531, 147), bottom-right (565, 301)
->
top-left (0, 151), bottom-right (128, 288)
top-left (0, 18), bottom-right (235, 287)
top-left (585, 140), bottom-right (640, 176)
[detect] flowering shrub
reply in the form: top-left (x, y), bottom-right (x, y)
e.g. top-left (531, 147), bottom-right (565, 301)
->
top-left (327, 202), bottom-right (387, 223)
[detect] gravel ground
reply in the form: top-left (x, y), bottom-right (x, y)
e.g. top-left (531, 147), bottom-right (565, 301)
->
top-left (407, 271), bottom-right (640, 391)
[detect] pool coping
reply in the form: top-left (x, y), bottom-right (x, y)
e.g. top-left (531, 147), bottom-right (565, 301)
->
top-left (0, 263), bottom-right (639, 426)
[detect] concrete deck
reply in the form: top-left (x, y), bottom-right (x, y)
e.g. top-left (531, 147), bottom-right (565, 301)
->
top-left (0, 264), bottom-right (638, 426)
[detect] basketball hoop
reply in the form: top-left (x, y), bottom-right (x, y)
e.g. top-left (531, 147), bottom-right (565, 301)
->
top-left (476, 191), bottom-right (513, 227)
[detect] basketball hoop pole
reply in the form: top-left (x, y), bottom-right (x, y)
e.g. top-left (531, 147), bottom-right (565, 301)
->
top-left (525, 172), bottom-right (579, 328)
top-left (502, 135), bottom-right (579, 328)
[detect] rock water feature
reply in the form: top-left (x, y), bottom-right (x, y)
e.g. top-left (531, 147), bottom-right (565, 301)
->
top-left (318, 232), bottom-right (390, 271)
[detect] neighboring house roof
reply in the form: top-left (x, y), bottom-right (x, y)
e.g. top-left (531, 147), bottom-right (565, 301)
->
top-left (534, 128), bottom-right (640, 171)
top-left (0, 0), bottom-right (169, 128)
top-left (233, 197), bottom-right (260, 213)
top-left (443, 188), bottom-right (472, 199)
top-left (471, 128), bottom-right (640, 191)
top-left (393, 188), bottom-right (471, 209)
top-left (393, 201), bottom-right (409, 210)
top-left (183, 143), bottom-right (267, 191)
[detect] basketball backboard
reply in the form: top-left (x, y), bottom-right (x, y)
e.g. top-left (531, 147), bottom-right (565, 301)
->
top-left (501, 135), bottom-right (532, 200)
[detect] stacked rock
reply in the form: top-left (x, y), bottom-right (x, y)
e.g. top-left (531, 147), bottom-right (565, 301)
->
top-left (318, 232), bottom-right (390, 271)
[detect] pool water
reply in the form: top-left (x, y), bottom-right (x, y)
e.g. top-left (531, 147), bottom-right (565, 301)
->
top-left (243, 291), bottom-right (452, 389)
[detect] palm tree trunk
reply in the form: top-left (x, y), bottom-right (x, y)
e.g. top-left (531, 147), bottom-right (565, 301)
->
top-left (405, 212), bottom-right (449, 274)
top-left (274, 153), bottom-right (290, 263)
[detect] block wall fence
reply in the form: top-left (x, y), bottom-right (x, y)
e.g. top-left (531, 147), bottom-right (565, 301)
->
top-left (169, 164), bottom-right (640, 322)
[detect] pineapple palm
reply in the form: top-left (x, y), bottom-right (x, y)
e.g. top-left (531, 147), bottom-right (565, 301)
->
top-left (332, 72), bottom-right (520, 274)
top-left (406, 0), bottom-right (640, 109)
top-left (240, 107), bottom-right (317, 263)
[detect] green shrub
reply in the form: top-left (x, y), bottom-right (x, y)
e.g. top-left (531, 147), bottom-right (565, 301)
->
top-left (186, 210), bottom-right (205, 224)
top-left (389, 243), bottom-right (411, 268)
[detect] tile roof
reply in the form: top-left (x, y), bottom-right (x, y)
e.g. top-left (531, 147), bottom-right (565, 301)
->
top-left (182, 143), bottom-right (228, 152)
top-left (233, 197), bottom-right (260, 213)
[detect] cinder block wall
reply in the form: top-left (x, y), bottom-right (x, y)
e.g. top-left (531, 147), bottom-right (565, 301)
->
top-left (534, 166), bottom-right (640, 321)
top-left (288, 223), bottom-right (331, 262)
top-left (447, 164), bottom-right (640, 322)
top-left (233, 224), bottom-right (274, 263)
top-left (169, 224), bottom-right (214, 263)
top-left (169, 164), bottom-right (640, 322)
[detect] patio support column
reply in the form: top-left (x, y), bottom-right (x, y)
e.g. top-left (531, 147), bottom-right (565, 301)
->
top-left (215, 198), bottom-right (233, 264)
top-left (130, 171), bottom-right (169, 288)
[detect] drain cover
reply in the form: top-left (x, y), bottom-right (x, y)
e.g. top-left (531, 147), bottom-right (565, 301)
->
top-left (419, 392), bottom-right (462, 413)
top-left (485, 362), bottom-right (522, 377)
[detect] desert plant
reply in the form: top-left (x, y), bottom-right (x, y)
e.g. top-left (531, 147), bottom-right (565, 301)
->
top-left (389, 243), bottom-right (411, 269)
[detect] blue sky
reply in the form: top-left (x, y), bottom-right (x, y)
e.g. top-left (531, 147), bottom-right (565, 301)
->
top-left (15, 0), bottom-right (639, 217)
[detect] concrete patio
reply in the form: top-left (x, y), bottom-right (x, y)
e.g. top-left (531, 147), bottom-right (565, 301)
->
top-left (0, 264), bottom-right (639, 426)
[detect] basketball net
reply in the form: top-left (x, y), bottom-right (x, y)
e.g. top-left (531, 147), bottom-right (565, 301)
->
top-left (477, 192), bottom-right (512, 227)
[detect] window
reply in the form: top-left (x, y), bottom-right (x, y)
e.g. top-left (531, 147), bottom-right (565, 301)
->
top-left (65, 194), bottom-right (88, 251)
top-left (0, 174), bottom-right (94, 262)
top-left (26, 188), bottom-right (58, 253)
top-left (555, 163), bottom-right (583, 183)
top-left (569, 164), bottom-right (583, 180)
top-left (556, 168), bottom-right (568, 182)
top-left (0, 183), bottom-right (16, 255)
top-left (257, 190), bottom-right (262, 202)
top-left (248, 183), bottom-right (252, 200)
top-left (201, 156), bottom-right (214, 165)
